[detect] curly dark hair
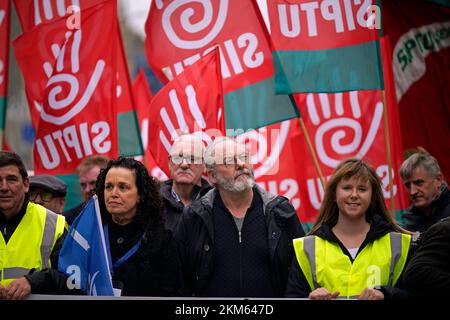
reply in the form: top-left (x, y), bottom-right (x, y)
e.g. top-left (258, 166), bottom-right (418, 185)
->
top-left (95, 157), bottom-right (164, 231)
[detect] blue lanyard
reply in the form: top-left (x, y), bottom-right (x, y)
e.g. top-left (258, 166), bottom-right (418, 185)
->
top-left (103, 224), bottom-right (143, 273)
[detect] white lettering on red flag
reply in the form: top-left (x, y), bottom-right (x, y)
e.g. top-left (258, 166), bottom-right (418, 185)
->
top-left (147, 49), bottom-right (224, 176)
top-left (13, 0), bottom-right (118, 174)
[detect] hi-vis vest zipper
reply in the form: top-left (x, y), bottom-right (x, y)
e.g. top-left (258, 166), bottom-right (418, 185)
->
top-left (293, 232), bottom-right (411, 299)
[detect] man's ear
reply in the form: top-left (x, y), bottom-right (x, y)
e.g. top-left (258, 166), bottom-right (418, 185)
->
top-left (58, 198), bottom-right (67, 214)
top-left (435, 173), bottom-right (444, 186)
top-left (23, 176), bottom-right (30, 193)
top-left (207, 170), bottom-right (217, 186)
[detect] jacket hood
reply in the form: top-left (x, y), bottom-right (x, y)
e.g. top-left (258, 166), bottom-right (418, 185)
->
top-left (314, 214), bottom-right (394, 245)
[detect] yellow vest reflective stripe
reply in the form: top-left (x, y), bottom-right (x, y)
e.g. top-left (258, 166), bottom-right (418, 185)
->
top-left (293, 232), bottom-right (411, 299)
top-left (0, 202), bottom-right (65, 286)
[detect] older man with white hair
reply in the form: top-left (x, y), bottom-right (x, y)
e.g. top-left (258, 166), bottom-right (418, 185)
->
top-left (174, 136), bottom-right (305, 297)
top-left (161, 134), bottom-right (212, 232)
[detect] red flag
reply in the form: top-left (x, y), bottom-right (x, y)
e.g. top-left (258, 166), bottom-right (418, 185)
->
top-left (382, 0), bottom-right (450, 179)
top-left (293, 88), bottom-right (407, 223)
top-left (13, 0), bottom-right (104, 31)
top-left (132, 69), bottom-right (168, 181)
top-left (145, 0), bottom-right (298, 132)
top-left (240, 119), bottom-right (303, 220)
top-left (0, 0), bottom-right (10, 97)
top-left (13, 0), bottom-right (118, 174)
top-left (0, 0), bottom-right (10, 142)
top-left (148, 49), bottom-right (224, 176)
top-left (267, 0), bottom-right (383, 93)
top-left (14, 0), bottom-right (143, 156)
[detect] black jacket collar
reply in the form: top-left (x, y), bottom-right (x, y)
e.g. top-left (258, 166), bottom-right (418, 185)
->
top-left (314, 214), bottom-right (394, 261)
top-left (160, 178), bottom-right (211, 208)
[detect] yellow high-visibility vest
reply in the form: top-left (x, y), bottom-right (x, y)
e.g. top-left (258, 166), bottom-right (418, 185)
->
top-left (293, 232), bottom-right (411, 299)
top-left (0, 202), bottom-right (66, 286)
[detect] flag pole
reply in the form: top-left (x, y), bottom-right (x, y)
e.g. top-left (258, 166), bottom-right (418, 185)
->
top-left (381, 90), bottom-right (396, 221)
top-left (288, 94), bottom-right (326, 189)
top-left (0, 130), bottom-right (4, 151)
top-left (0, 2), bottom-right (11, 151)
top-left (379, 33), bottom-right (397, 222)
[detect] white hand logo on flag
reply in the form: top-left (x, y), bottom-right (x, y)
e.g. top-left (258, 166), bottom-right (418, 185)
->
top-left (235, 120), bottom-right (290, 178)
top-left (157, 0), bottom-right (229, 49)
top-left (33, 0), bottom-right (80, 26)
top-left (34, 30), bottom-right (105, 125)
top-left (307, 91), bottom-right (383, 168)
top-left (159, 85), bottom-right (214, 153)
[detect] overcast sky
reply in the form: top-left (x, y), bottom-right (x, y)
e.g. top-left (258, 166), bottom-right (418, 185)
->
top-left (119, 0), bottom-right (270, 40)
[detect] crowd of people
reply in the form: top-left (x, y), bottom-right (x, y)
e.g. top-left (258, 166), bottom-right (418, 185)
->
top-left (0, 134), bottom-right (448, 300)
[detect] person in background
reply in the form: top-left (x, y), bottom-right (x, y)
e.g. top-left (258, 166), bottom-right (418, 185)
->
top-left (0, 152), bottom-right (66, 300)
top-left (162, 134), bottom-right (211, 232)
top-left (63, 155), bottom-right (109, 225)
top-left (175, 137), bottom-right (305, 297)
top-left (286, 158), bottom-right (414, 300)
top-left (403, 217), bottom-right (450, 299)
top-left (399, 151), bottom-right (449, 236)
top-left (29, 175), bottom-right (67, 215)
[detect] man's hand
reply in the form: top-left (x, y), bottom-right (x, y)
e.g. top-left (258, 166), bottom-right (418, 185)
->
top-left (4, 277), bottom-right (31, 300)
top-left (309, 287), bottom-right (340, 300)
top-left (0, 283), bottom-right (7, 299)
top-left (358, 288), bottom-right (384, 300)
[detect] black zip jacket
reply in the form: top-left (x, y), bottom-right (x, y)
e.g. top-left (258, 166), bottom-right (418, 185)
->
top-left (174, 185), bottom-right (305, 297)
top-left (403, 217), bottom-right (450, 299)
top-left (25, 222), bottom-right (182, 297)
top-left (402, 184), bottom-right (450, 234)
top-left (285, 215), bottom-right (415, 300)
top-left (160, 178), bottom-right (211, 232)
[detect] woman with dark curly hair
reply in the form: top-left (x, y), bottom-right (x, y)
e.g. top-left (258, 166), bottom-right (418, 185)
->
top-left (22, 157), bottom-right (182, 297)
top-left (92, 157), bottom-right (181, 296)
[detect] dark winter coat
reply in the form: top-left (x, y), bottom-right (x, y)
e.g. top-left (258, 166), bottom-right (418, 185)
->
top-left (285, 215), bottom-right (415, 300)
top-left (160, 178), bottom-right (212, 232)
top-left (26, 221), bottom-right (182, 297)
top-left (403, 217), bottom-right (450, 299)
top-left (402, 184), bottom-right (450, 234)
top-left (63, 202), bottom-right (85, 226)
top-left (174, 185), bottom-right (305, 297)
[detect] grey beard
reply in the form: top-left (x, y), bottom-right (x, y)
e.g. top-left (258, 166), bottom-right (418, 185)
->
top-left (216, 173), bottom-right (255, 193)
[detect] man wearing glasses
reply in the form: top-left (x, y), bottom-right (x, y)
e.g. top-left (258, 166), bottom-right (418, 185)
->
top-left (174, 137), bottom-right (305, 297)
top-left (29, 175), bottom-right (67, 215)
top-left (162, 134), bottom-right (211, 232)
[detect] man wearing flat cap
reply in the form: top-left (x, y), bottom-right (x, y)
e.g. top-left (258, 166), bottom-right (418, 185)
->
top-left (29, 175), bottom-right (67, 215)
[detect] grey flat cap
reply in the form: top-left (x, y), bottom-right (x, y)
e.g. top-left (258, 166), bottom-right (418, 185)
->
top-left (29, 174), bottom-right (67, 197)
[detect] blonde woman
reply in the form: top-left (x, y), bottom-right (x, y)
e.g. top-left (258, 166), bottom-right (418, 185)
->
top-left (286, 159), bottom-right (414, 300)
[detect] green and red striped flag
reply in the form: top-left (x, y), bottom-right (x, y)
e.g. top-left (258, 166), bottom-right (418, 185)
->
top-left (0, 0), bottom-right (10, 149)
top-left (268, 0), bottom-right (384, 94)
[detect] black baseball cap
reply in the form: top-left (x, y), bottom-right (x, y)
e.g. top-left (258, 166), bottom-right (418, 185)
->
top-left (29, 174), bottom-right (67, 197)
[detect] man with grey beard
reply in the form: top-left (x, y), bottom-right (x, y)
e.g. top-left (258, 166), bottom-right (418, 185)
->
top-left (174, 137), bottom-right (305, 297)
